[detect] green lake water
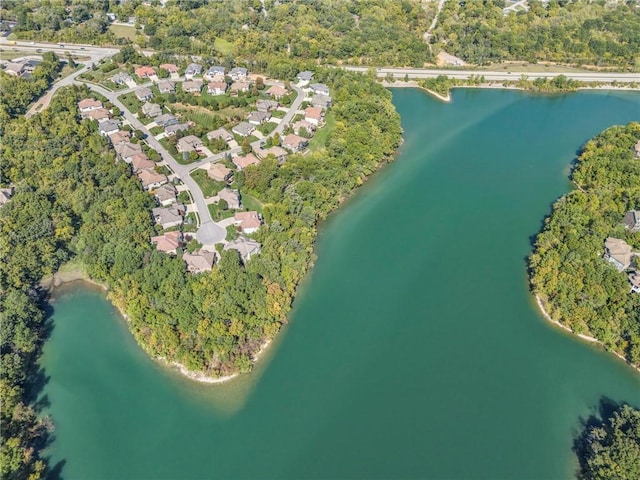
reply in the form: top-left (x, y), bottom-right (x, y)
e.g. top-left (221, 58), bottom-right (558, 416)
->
top-left (41, 89), bottom-right (640, 479)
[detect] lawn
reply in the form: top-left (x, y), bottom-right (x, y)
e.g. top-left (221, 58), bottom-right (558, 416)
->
top-left (208, 203), bottom-right (235, 221)
top-left (119, 92), bottom-right (142, 113)
top-left (183, 212), bottom-right (198, 233)
top-left (214, 38), bottom-right (234, 55)
top-left (258, 122), bottom-right (278, 135)
top-left (271, 109), bottom-right (286, 119)
top-left (191, 169), bottom-right (225, 198)
top-left (240, 193), bottom-right (263, 213)
top-left (308, 111), bottom-right (335, 152)
top-left (174, 106), bottom-right (226, 131)
top-left (109, 24), bottom-right (138, 41)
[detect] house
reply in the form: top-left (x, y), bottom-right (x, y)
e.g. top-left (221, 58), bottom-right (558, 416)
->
top-left (206, 127), bottom-right (233, 142)
top-left (151, 231), bottom-right (182, 254)
top-left (311, 94), bottom-right (332, 109)
top-left (78, 98), bottom-right (103, 113)
top-left (223, 236), bottom-right (261, 262)
top-left (152, 205), bottom-right (184, 229)
top-left (256, 146), bottom-right (287, 163)
top-left (135, 66), bottom-right (156, 79)
top-left (182, 79), bottom-right (203, 94)
top-left (309, 83), bottom-right (330, 96)
top-left (282, 134), bottom-right (309, 153)
top-left (154, 184), bottom-right (177, 206)
top-left (304, 106), bottom-right (324, 126)
top-left (154, 113), bottom-right (178, 127)
top-left (208, 163), bottom-right (233, 183)
top-left (629, 271), bottom-right (640, 294)
top-left (3, 62), bottom-right (24, 77)
top-left (160, 63), bottom-right (179, 75)
top-left (135, 87), bottom-right (153, 101)
top-left (293, 119), bottom-right (316, 136)
top-left (142, 102), bottom-right (162, 118)
top-left (218, 188), bottom-right (241, 210)
top-left (111, 72), bottom-right (134, 86)
top-left (139, 169), bottom-right (168, 191)
top-left (248, 111), bottom-right (271, 125)
top-left (207, 81), bottom-right (227, 95)
top-left (229, 81), bottom-right (250, 96)
top-left (232, 153), bottom-right (260, 170)
top-left (98, 119), bottom-right (120, 136)
top-left (184, 63), bottom-right (202, 79)
top-left (230, 67), bottom-right (248, 82)
top-left (604, 237), bottom-right (634, 271)
top-left (115, 142), bottom-right (143, 163)
top-left (109, 130), bottom-right (131, 146)
top-left (158, 80), bottom-right (175, 94)
top-left (232, 122), bottom-right (255, 137)
top-left (265, 84), bottom-right (288, 99)
top-left (83, 108), bottom-right (111, 122)
top-left (0, 186), bottom-right (14, 207)
top-left (183, 250), bottom-right (216, 274)
top-left (257, 99), bottom-right (279, 112)
top-left (164, 123), bottom-right (189, 136)
top-left (204, 66), bottom-right (225, 82)
top-left (131, 153), bottom-right (155, 173)
top-left (234, 211), bottom-right (261, 234)
top-left (635, 140), bottom-right (640, 158)
top-left (297, 71), bottom-right (314, 85)
top-left (623, 211), bottom-right (640, 232)
top-left (177, 135), bottom-right (204, 153)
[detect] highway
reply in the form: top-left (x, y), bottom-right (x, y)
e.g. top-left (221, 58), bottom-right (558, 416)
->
top-left (343, 66), bottom-right (640, 83)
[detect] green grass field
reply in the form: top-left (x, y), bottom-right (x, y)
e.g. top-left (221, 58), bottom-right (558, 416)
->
top-left (308, 111), bottom-right (334, 152)
top-left (191, 169), bottom-right (225, 198)
top-left (214, 38), bottom-right (234, 55)
top-left (109, 24), bottom-right (137, 41)
top-left (240, 193), bottom-right (263, 213)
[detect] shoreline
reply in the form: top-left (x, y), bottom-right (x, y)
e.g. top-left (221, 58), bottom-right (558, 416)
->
top-left (534, 294), bottom-right (639, 373)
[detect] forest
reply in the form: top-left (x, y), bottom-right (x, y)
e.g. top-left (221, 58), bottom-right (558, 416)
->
top-left (574, 401), bottom-right (640, 480)
top-left (529, 122), bottom-right (640, 365)
top-left (432, 0), bottom-right (640, 69)
top-left (0, 64), bottom-right (401, 477)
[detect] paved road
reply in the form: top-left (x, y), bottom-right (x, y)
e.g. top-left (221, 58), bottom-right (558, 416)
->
top-left (0, 38), bottom-right (118, 63)
top-left (343, 66), bottom-right (640, 83)
top-left (26, 64), bottom-right (91, 117)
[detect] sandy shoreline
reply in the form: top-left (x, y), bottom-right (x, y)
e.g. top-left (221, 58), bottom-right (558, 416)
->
top-left (534, 294), bottom-right (639, 373)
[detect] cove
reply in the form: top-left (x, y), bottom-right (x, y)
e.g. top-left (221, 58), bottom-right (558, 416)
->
top-left (41, 89), bottom-right (640, 479)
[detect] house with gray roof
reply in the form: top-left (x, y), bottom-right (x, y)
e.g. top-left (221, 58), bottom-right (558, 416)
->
top-left (309, 83), bottom-right (330, 96)
top-left (232, 122), bottom-right (255, 137)
top-left (230, 67), bottom-right (248, 81)
top-left (257, 99), bottom-right (279, 112)
top-left (248, 111), bottom-right (271, 125)
top-left (135, 87), bottom-right (153, 102)
top-left (0, 186), bottom-right (14, 207)
top-left (182, 79), bottom-right (203, 94)
top-left (158, 80), bottom-right (175, 94)
top-left (297, 71), bottom-right (314, 84)
top-left (204, 66), bottom-right (225, 82)
top-left (165, 123), bottom-right (190, 136)
top-left (154, 113), bottom-right (178, 127)
top-left (604, 237), bottom-right (635, 271)
top-left (111, 72), bottom-right (134, 86)
top-left (177, 135), bottom-right (204, 153)
top-left (311, 94), bottom-right (332, 108)
top-left (206, 127), bottom-right (233, 142)
top-left (154, 184), bottom-right (177, 206)
top-left (152, 205), bottom-right (184, 229)
top-left (184, 63), bottom-right (203, 79)
top-left (142, 102), bottom-right (162, 118)
top-left (98, 119), bottom-right (121, 137)
top-left (623, 211), bottom-right (640, 232)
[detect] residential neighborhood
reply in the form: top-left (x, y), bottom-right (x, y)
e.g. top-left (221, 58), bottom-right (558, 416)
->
top-left (603, 231), bottom-right (640, 293)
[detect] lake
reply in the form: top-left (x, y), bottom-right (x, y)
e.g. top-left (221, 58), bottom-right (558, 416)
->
top-left (41, 88), bottom-right (640, 479)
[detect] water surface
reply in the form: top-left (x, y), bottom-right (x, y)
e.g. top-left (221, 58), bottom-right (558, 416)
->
top-left (42, 89), bottom-right (640, 479)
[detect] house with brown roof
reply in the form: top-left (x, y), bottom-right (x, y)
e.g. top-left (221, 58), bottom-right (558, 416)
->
top-left (223, 236), bottom-right (261, 262)
top-left (208, 163), bottom-right (234, 183)
top-left (234, 211), bottom-right (261, 234)
top-left (164, 123), bottom-right (189, 136)
top-left (623, 211), bottom-right (640, 232)
top-left (83, 108), bottom-right (111, 122)
top-left (293, 120), bottom-right (316, 137)
top-left (154, 184), bottom-right (177, 206)
top-left (160, 63), bottom-right (179, 74)
top-left (304, 106), bottom-right (324, 126)
top-left (265, 84), bottom-right (288, 99)
top-left (135, 87), bottom-right (153, 102)
top-left (115, 142), bottom-right (143, 163)
top-left (207, 81), bottom-right (227, 95)
top-left (131, 153), bottom-right (155, 173)
top-left (135, 66), bottom-right (156, 79)
top-left (182, 79), bottom-right (203, 94)
top-left (206, 127), bottom-right (233, 142)
top-left (217, 188), bottom-right (241, 210)
top-left (151, 231), bottom-right (182, 254)
top-left (183, 250), bottom-right (216, 274)
top-left (138, 169), bottom-right (168, 191)
top-left (177, 135), bottom-right (204, 154)
top-left (604, 237), bottom-right (634, 271)
top-left (78, 98), bottom-right (103, 113)
top-left (109, 130), bottom-right (131, 146)
top-left (232, 153), bottom-right (260, 170)
top-left (229, 81), bottom-right (250, 96)
top-left (255, 146), bottom-right (288, 163)
top-left (282, 134), bottom-right (309, 153)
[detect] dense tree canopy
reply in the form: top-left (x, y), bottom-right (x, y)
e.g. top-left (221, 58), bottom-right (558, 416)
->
top-left (529, 123), bottom-right (640, 364)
